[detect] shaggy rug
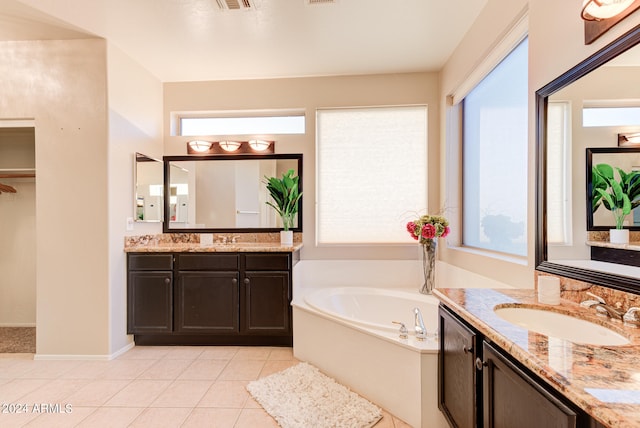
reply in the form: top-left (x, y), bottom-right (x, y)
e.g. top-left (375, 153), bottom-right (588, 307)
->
top-left (247, 362), bottom-right (382, 428)
top-left (0, 327), bottom-right (36, 353)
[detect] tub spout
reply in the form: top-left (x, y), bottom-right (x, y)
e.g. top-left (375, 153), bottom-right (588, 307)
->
top-left (413, 308), bottom-right (427, 341)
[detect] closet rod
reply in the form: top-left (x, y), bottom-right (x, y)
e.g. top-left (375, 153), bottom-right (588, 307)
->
top-left (0, 173), bottom-right (35, 178)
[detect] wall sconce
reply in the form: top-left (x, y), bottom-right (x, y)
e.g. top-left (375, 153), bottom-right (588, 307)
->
top-left (186, 140), bottom-right (276, 155)
top-left (618, 132), bottom-right (640, 146)
top-left (187, 140), bottom-right (213, 153)
top-left (218, 141), bottom-right (242, 152)
top-left (248, 139), bottom-right (272, 151)
top-left (581, 0), bottom-right (635, 21)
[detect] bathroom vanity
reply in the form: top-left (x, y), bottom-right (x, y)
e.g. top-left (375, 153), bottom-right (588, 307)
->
top-left (435, 288), bottom-right (640, 428)
top-left (125, 238), bottom-right (301, 346)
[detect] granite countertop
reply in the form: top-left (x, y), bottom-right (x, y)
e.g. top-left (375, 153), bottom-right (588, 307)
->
top-left (587, 240), bottom-right (640, 251)
top-left (124, 242), bottom-right (303, 253)
top-left (434, 288), bottom-right (640, 428)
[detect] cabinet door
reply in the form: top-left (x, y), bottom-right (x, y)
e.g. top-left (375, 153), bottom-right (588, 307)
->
top-left (176, 272), bottom-right (239, 333)
top-left (127, 271), bottom-right (173, 334)
top-left (438, 305), bottom-right (479, 428)
top-left (242, 271), bottom-right (291, 335)
top-left (482, 341), bottom-right (577, 428)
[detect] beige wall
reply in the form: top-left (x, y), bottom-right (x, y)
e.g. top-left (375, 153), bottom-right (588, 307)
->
top-left (438, 0), bottom-right (640, 288)
top-left (164, 72), bottom-right (440, 260)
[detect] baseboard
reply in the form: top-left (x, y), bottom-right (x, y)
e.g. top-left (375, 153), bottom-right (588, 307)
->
top-left (34, 342), bottom-right (135, 361)
top-left (0, 323), bottom-right (36, 327)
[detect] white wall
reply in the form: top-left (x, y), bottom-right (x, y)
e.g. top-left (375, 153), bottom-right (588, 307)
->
top-left (438, 0), bottom-right (640, 288)
top-left (164, 72), bottom-right (440, 260)
top-left (107, 43), bottom-right (164, 355)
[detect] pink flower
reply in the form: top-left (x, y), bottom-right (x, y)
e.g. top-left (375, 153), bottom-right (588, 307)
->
top-left (421, 224), bottom-right (436, 239)
top-left (441, 226), bottom-right (450, 238)
top-left (406, 222), bottom-right (419, 239)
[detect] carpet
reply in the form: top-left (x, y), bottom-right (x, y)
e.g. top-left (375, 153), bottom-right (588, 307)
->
top-left (0, 327), bottom-right (36, 353)
top-left (247, 362), bottom-right (382, 428)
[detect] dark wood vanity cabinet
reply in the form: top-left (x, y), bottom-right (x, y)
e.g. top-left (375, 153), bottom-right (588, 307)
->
top-left (439, 305), bottom-right (480, 428)
top-left (439, 304), bottom-right (600, 428)
top-left (127, 251), bottom-right (297, 345)
top-left (127, 254), bottom-right (173, 334)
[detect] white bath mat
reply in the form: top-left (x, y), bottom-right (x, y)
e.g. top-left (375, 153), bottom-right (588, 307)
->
top-left (246, 362), bottom-right (382, 428)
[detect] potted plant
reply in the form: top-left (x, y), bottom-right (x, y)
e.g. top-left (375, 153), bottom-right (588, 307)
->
top-left (264, 169), bottom-right (302, 245)
top-left (592, 163), bottom-right (640, 244)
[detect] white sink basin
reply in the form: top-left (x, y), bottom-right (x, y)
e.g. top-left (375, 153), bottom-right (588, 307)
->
top-left (493, 306), bottom-right (630, 346)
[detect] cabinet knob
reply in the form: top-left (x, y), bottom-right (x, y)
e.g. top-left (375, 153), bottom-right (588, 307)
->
top-left (463, 345), bottom-right (473, 354)
top-left (232, 278), bottom-right (237, 285)
top-left (475, 357), bottom-right (487, 371)
top-left (244, 278), bottom-right (250, 285)
top-left (164, 277), bottom-right (170, 284)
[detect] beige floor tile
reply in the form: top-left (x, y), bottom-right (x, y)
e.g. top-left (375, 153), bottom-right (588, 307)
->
top-left (138, 358), bottom-right (192, 380)
top-left (267, 347), bottom-right (295, 360)
top-left (61, 360), bottom-right (111, 379)
top-left (0, 408), bottom-right (41, 427)
top-left (117, 346), bottom-right (172, 360)
top-left (181, 408), bottom-right (240, 428)
top-left (232, 347), bottom-right (272, 361)
top-left (96, 359), bottom-right (156, 380)
top-left (0, 353), bottom-right (34, 360)
top-left (197, 346), bottom-right (239, 360)
top-left (0, 359), bottom-right (37, 378)
top-left (162, 347), bottom-right (206, 360)
top-left (243, 395), bottom-right (263, 409)
top-left (218, 360), bottom-right (265, 381)
top-left (104, 380), bottom-right (172, 407)
top-left (17, 360), bottom-right (82, 379)
top-left (258, 359), bottom-right (299, 378)
top-left (374, 410), bottom-right (396, 428)
top-left (18, 379), bottom-right (89, 404)
top-left (178, 359), bottom-right (228, 380)
top-left (392, 415), bottom-right (414, 427)
top-left (75, 407), bottom-right (144, 428)
top-left (234, 408), bottom-right (279, 428)
top-left (197, 380), bottom-right (250, 408)
top-left (65, 380), bottom-right (132, 407)
top-left (0, 378), bottom-right (50, 403)
top-left (150, 380), bottom-right (212, 408)
top-left (128, 407), bottom-right (192, 428)
top-left (23, 405), bottom-right (96, 427)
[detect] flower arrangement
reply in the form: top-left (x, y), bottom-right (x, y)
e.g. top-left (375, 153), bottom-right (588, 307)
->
top-left (406, 214), bottom-right (450, 244)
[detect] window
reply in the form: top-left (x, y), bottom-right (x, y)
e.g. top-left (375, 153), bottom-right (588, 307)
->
top-left (179, 112), bottom-right (305, 136)
top-left (316, 106), bottom-right (428, 244)
top-left (547, 101), bottom-right (572, 245)
top-left (462, 38), bottom-right (528, 256)
top-left (583, 106), bottom-right (640, 127)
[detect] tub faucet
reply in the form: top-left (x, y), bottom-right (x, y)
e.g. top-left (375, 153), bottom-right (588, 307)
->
top-left (580, 292), bottom-right (624, 321)
top-left (413, 307), bottom-right (427, 341)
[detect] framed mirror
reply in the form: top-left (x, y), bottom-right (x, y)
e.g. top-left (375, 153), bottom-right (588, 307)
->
top-left (587, 147), bottom-right (640, 231)
top-left (162, 153), bottom-right (303, 233)
top-left (134, 153), bottom-right (163, 222)
top-left (536, 24), bottom-right (640, 293)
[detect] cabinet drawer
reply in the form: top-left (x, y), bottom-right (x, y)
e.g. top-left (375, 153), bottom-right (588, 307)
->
top-left (177, 253), bottom-right (239, 271)
top-left (244, 253), bottom-right (290, 270)
top-left (128, 253), bottom-right (173, 271)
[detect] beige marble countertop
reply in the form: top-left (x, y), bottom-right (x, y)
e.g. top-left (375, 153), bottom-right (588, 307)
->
top-left (434, 288), bottom-right (640, 428)
top-left (587, 240), bottom-right (640, 251)
top-left (124, 242), bottom-right (303, 253)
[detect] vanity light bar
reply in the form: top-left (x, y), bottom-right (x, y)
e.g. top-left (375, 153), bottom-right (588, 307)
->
top-left (186, 140), bottom-right (275, 155)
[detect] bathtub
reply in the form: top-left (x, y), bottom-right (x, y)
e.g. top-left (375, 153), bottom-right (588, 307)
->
top-left (292, 285), bottom-right (448, 428)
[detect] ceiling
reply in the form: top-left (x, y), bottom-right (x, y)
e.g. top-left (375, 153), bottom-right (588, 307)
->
top-left (0, 0), bottom-right (487, 82)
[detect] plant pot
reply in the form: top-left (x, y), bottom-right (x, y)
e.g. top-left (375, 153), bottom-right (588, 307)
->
top-left (280, 230), bottom-right (293, 245)
top-left (610, 228), bottom-right (629, 245)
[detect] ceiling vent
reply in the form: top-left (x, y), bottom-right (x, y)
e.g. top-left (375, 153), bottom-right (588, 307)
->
top-left (307, 0), bottom-right (336, 4)
top-left (214, 0), bottom-right (256, 10)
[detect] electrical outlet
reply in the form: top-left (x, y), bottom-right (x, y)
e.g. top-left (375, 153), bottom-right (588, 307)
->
top-left (126, 217), bottom-right (134, 231)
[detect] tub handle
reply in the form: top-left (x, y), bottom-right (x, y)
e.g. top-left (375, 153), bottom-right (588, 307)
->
top-left (391, 321), bottom-right (408, 339)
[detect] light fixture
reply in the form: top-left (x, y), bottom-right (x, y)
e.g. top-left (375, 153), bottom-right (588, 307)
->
top-left (581, 0), bottom-right (635, 21)
top-left (187, 140), bottom-right (213, 153)
top-left (218, 141), bottom-right (242, 152)
top-left (618, 132), bottom-right (640, 146)
top-left (248, 139), bottom-right (272, 151)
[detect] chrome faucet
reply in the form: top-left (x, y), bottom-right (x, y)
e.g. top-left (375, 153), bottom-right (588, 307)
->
top-left (580, 292), bottom-right (624, 321)
top-left (413, 307), bottom-right (427, 341)
top-left (623, 307), bottom-right (640, 327)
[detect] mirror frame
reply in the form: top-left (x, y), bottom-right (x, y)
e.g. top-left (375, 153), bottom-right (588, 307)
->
top-left (536, 24), bottom-right (640, 294)
top-left (162, 153), bottom-right (303, 234)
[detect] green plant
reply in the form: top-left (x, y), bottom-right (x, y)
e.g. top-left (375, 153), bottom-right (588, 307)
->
top-left (592, 163), bottom-right (640, 229)
top-left (264, 169), bottom-right (302, 231)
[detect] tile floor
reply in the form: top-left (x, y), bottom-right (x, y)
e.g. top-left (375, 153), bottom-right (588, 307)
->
top-left (0, 346), bottom-right (411, 428)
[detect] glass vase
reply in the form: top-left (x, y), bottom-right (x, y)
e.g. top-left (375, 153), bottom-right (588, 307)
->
top-left (420, 239), bottom-right (437, 294)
